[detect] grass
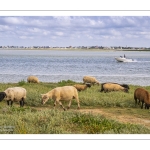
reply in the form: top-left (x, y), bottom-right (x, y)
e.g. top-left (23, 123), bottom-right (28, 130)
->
top-left (0, 80), bottom-right (150, 134)
top-left (0, 107), bottom-right (150, 134)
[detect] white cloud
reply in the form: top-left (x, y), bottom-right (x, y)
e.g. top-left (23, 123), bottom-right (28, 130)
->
top-left (125, 34), bottom-right (139, 38)
top-left (89, 19), bottom-right (96, 26)
top-left (110, 29), bottom-right (121, 36)
top-left (0, 16), bottom-right (150, 47)
top-left (43, 31), bottom-right (50, 35)
top-left (19, 36), bottom-right (34, 39)
top-left (53, 16), bottom-right (71, 26)
top-left (3, 17), bottom-right (27, 25)
top-left (0, 25), bottom-right (11, 31)
top-left (55, 32), bottom-right (64, 36)
top-left (86, 34), bottom-right (93, 39)
top-left (51, 36), bottom-right (57, 39)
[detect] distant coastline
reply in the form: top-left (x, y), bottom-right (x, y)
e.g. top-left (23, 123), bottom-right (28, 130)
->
top-left (0, 48), bottom-right (150, 52)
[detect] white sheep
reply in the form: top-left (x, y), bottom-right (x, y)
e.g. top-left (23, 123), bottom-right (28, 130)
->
top-left (0, 87), bottom-right (27, 107)
top-left (27, 75), bottom-right (39, 83)
top-left (83, 76), bottom-right (100, 85)
top-left (41, 86), bottom-right (80, 111)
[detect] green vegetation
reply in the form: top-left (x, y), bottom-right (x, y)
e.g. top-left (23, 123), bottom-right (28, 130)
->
top-left (0, 80), bottom-right (150, 134)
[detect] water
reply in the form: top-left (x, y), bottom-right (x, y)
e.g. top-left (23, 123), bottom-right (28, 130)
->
top-left (0, 49), bottom-right (150, 86)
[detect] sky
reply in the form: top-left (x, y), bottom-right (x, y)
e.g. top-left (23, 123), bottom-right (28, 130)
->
top-left (1, 16), bottom-right (150, 47)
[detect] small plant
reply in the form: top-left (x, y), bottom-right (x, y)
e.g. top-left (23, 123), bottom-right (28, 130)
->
top-left (58, 80), bottom-right (76, 86)
top-left (18, 80), bottom-right (26, 86)
top-left (10, 106), bottom-right (30, 112)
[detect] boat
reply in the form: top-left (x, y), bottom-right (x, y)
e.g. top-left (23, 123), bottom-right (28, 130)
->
top-left (115, 55), bottom-right (133, 62)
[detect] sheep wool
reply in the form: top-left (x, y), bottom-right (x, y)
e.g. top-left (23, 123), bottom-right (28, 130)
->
top-left (41, 86), bottom-right (80, 111)
top-left (27, 75), bottom-right (39, 83)
top-left (134, 88), bottom-right (150, 109)
top-left (100, 83), bottom-right (128, 93)
top-left (73, 83), bottom-right (91, 92)
top-left (83, 76), bottom-right (100, 85)
top-left (3, 87), bottom-right (26, 107)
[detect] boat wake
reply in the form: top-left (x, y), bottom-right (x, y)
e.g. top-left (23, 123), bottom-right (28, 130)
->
top-left (115, 57), bottom-right (137, 62)
top-left (123, 59), bottom-right (137, 62)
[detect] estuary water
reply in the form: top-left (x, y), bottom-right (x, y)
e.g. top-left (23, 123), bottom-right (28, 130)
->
top-left (0, 49), bottom-right (150, 86)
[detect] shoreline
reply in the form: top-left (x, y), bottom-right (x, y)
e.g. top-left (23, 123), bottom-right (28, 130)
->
top-left (0, 48), bottom-right (150, 52)
top-left (0, 82), bottom-right (149, 87)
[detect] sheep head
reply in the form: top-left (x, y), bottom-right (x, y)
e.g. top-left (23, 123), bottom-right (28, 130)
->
top-left (0, 92), bottom-right (7, 102)
top-left (86, 83), bottom-right (91, 88)
top-left (41, 94), bottom-right (49, 104)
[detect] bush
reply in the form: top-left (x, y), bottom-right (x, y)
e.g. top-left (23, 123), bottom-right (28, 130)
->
top-left (18, 80), bottom-right (26, 86)
top-left (58, 80), bottom-right (76, 86)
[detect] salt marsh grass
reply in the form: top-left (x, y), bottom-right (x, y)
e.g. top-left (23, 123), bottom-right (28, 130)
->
top-left (0, 81), bottom-right (150, 134)
top-left (0, 107), bottom-right (150, 134)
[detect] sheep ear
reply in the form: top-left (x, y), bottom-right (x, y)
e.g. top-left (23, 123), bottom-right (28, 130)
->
top-left (43, 95), bottom-right (48, 99)
top-left (41, 94), bottom-right (48, 99)
top-left (41, 94), bottom-right (45, 97)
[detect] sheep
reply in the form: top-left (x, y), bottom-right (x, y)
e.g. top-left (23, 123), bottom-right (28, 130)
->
top-left (83, 76), bottom-right (100, 86)
top-left (0, 87), bottom-right (27, 107)
top-left (41, 86), bottom-right (80, 111)
top-left (73, 83), bottom-right (91, 92)
top-left (134, 88), bottom-right (150, 109)
top-left (100, 83), bottom-right (129, 93)
top-left (27, 75), bottom-right (39, 83)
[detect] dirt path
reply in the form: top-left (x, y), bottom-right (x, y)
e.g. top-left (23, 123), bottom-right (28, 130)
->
top-left (34, 106), bottom-right (150, 129)
top-left (78, 108), bottom-right (150, 129)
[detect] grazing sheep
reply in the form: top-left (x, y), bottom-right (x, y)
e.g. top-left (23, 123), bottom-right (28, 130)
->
top-left (83, 76), bottom-right (100, 86)
top-left (100, 83), bottom-right (129, 93)
top-left (134, 88), bottom-right (150, 109)
top-left (27, 75), bottom-right (39, 83)
top-left (41, 86), bottom-right (80, 111)
top-left (73, 83), bottom-right (91, 92)
top-left (0, 87), bottom-right (27, 107)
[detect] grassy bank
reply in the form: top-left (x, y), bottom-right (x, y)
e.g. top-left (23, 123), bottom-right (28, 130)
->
top-left (0, 80), bottom-right (150, 134)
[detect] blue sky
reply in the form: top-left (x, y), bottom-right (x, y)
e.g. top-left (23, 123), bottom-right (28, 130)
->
top-left (1, 16), bottom-right (150, 47)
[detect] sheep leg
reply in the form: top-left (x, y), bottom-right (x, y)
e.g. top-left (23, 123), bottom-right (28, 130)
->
top-left (76, 98), bottom-right (80, 109)
top-left (138, 100), bottom-right (140, 105)
top-left (141, 101), bottom-right (144, 109)
top-left (145, 103), bottom-right (147, 109)
top-left (19, 100), bottom-right (24, 107)
top-left (56, 100), bottom-right (66, 111)
top-left (21, 98), bottom-right (25, 107)
top-left (53, 101), bottom-right (57, 109)
top-left (135, 100), bottom-right (137, 106)
top-left (22, 100), bottom-right (25, 107)
top-left (7, 100), bottom-right (10, 106)
top-left (145, 103), bottom-right (149, 109)
top-left (67, 100), bottom-right (72, 109)
top-left (10, 101), bottom-right (13, 107)
top-left (100, 89), bottom-right (104, 92)
top-left (7, 100), bottom-right (13, 106)
top-left (19, 101), bottom-right (22, 107)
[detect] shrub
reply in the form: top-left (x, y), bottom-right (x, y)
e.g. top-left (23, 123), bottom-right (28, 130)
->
top-left (18, 80), bottom-right (26, 86)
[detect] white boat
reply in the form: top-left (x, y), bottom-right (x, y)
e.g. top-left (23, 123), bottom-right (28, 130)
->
top-left (115, 56), bottom-right (133, 62)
